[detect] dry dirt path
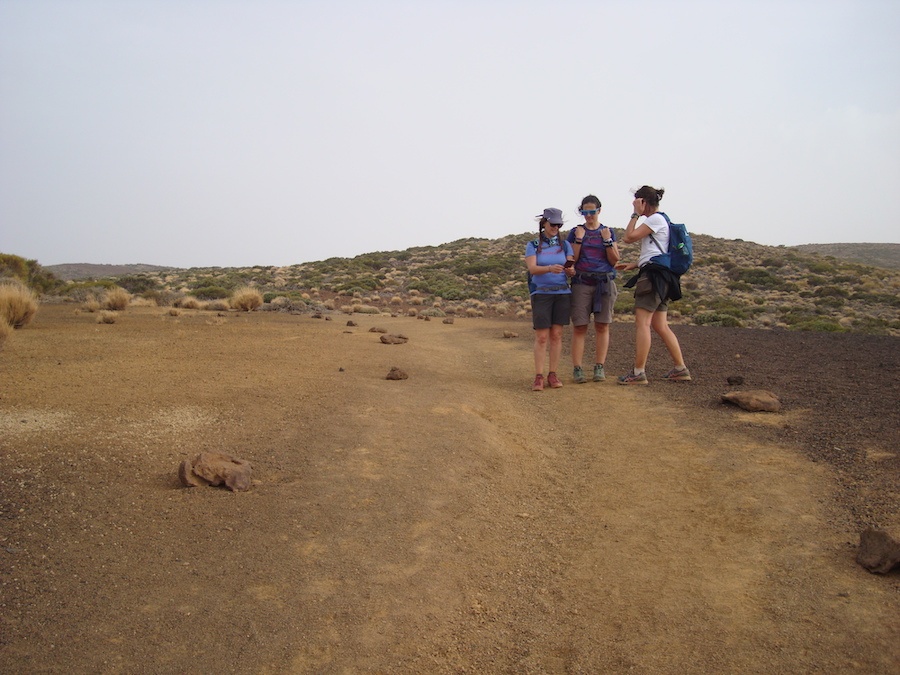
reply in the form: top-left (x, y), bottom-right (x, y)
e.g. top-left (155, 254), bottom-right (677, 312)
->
top-left (1, 306), bottom-right (897, 673)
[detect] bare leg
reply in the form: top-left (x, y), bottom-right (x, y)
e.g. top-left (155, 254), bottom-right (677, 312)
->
top-left (548, 324), bottom-right (564, 373)
top-left (571, 324), bottom-right (588, 367)
top-left (634, 308), bottom-right (654, 371)
top-left (650, 311), bottom-right (686, 368)
top-left (594, 322), bottom-right (610, 365)
top-left (533, 328), bottom-right (549, 375)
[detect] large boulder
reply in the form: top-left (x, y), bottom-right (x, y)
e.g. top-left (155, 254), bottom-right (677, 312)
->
top-left (178, 452), bottom-right (252, 492)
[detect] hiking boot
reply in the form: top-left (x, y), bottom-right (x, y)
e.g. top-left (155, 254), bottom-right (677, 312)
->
top-left (547, 372), bottom-right (563, 388)
top-left (573, 366), bottom-right (587, 384)
top-left (617, 369), bottom-right (648, 385)
top-left (593, 364), bottom-right (606, 382)
top-left (663, 366), bottom-right (692, 381)
top-left (532, 374), bottom-right (544, 391)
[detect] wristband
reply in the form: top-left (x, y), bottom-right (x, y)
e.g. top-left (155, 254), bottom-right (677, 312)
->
top-left (575, 239), bottom-right (583, 244)
top-left (603, 239), bottom-right (613, 247)
top-left (630, 213), bottom-right (639, 219)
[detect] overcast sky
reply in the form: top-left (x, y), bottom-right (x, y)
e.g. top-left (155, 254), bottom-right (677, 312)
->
top-left (2, 0), bottom-right (898, 268)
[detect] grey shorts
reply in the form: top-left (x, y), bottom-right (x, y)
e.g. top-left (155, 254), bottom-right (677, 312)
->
top-left (571, 281), bottom-right (618, 326)
top-left (531, 293), bottom-right (571, 329)
top-left (634, 275), bottom-right (668, 312)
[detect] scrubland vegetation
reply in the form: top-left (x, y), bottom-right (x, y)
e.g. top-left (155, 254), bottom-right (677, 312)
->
top-left (2, 235), bottom-right (899, 335)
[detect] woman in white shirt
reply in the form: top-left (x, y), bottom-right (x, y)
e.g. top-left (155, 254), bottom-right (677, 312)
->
top-left (615, 185), bottom-right (691, 385)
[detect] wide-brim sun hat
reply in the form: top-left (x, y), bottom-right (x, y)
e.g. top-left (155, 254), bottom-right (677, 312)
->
top-left (535, 207), bottom-right (564, 225)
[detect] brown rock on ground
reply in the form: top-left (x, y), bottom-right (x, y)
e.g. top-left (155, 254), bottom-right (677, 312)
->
top-left (179, 452), bottom-right (253, 492)
top-left (721, 389), bottom-right (782, 412)
top-left (857, 528), bottom-right (900, 574)
top-left (380, 334), bottom-right (409, 344)
top-left (503, 331), bottom-right (519, 338)
top-left (442, 317), bottom-right (454, 324)
top-left (369, 326), bottom-right (387, 333)
top-left (386, 367), bottom-right (408, 380)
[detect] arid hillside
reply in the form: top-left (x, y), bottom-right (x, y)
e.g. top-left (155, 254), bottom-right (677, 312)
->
top-left (30, 234), bottom-right (900, 335)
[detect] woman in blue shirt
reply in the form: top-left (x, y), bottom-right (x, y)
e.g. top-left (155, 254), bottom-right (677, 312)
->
top-left (525, 208), bottom-right (575, 391)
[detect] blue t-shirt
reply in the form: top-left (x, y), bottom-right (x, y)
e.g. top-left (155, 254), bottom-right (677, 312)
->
top-left (567, 225), bottom-right (617, 275)
top-left (525, 238), bottom-right (573, 295)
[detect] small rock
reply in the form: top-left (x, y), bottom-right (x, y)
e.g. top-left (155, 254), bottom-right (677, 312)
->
top-left (386, 366), bottom-right (408, 380)
top-left (369, 326), bottom-right (388, 333)
top-left (178, 452), bottom-right (252, 492)
top-left (442, 317), bottom-right (455, 324)
top-left (311, 312), bottom-right (323, 319)
top-left (347, 320), bottom-right (357, 327)
top-left (339, 367), bottom-right (344, 372)
top-left (727, 375), bottom-right (745, 386)
top-left (721, 390), bottom-right (781, 412)
top-left (325, 316), bottom-right (332, 321)
top-left (423, 315), bottom-right (431, 321)
top-left (380, 334), bottom-right (409, 345)
top-left (503, 331), bottom-right (519, 338)
top-left (857, 527), bottom-right (900, 574)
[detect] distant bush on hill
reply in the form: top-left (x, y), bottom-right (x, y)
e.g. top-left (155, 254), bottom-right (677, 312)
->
top-left (0, 253), bottom-right (65, 294)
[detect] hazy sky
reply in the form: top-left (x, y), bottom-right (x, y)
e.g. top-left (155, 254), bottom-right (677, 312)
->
top-left (2, 1), bottom-right (898, 268)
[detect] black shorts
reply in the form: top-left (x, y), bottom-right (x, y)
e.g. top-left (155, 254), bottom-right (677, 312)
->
top-left (531, 293), bottom-right (571, 329)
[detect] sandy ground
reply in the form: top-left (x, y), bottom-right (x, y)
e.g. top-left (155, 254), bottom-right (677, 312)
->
top-left (0, 305), bottom-right (898, 673)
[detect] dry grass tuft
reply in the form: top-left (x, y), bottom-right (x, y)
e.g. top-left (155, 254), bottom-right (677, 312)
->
top-left (176, 296), bottom-right (201, 310)
top-left (407, 308), bottom-right (418, 317)
top-left (97, 311), bottom-right (117, 324)
top-left (0, 317), bottom-right (11, 349)
top-left (168, 308), bottom-right (181, 317)
top-left (129, 296), bottom-right (158, 308)
top-left (81, 296), bottom-right (101, 312)
top-left (390, 296), bottom-right (403, 306)
top-left (0, 281), bottom-right (39, 328)
top-left (231, 287), bottom-right (263, 312)
top-left (102, 287), bottom-right (131, 311)
top-left (205, 299), bottom-right (230, 312)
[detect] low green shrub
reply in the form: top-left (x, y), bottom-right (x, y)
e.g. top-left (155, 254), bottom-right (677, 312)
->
top-left (793, 318), bottom-right (843, 332)
top-left (693, 311), bottom-right (744, 327)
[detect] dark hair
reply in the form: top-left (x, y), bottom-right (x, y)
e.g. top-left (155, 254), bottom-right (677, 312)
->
top-left (580, 195), bottom-right (601, 209)
top-left (537, 218), bottom-right (564, 253)
top-left (634, 185), bottom-right (665, 207)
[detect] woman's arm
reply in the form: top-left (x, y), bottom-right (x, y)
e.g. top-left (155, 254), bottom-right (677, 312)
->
top-left (600, 226), bottom-right (621, 265)
top-left (622, 213), bottom-right (653, 244)
top-left (526, 254), bottom-right (563, 276)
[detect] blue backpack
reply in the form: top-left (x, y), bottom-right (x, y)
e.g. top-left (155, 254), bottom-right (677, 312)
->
top-left (649, 212), bottom-right (693, 275)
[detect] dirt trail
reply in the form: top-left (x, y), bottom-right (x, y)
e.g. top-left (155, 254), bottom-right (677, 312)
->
top-left (1, 306), bottom-right (897, 673)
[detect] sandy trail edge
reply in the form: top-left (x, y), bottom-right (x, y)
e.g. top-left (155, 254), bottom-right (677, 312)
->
top-left (0, 306), bottom-right (897, 673)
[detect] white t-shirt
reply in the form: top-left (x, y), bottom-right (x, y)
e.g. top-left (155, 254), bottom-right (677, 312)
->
top-left (638, 213), bottom-right (669, 268)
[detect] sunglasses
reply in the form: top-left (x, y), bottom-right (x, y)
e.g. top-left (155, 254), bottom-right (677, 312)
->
top-left (544, 222), bottom-right (561, 227)
top-left (580, 209), bottom-right (598, 216)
